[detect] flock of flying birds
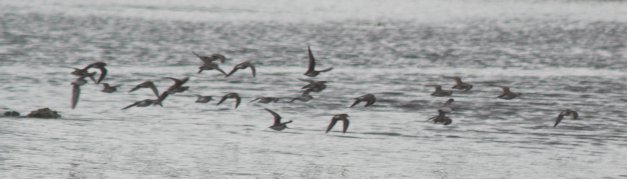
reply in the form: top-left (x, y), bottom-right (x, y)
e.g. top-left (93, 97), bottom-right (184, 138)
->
top-left (68, 46), bottom-right (579, 134)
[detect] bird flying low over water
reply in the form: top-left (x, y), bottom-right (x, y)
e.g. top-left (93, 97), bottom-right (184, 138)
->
top-left (428, 109), bottom-right (452, 125)
top-left (129, 80), bottom-right (160, 98)
top-left (496, 86), bottom-right (521, 100)
top-left (121, 99), bottom-right (162, 110)
top-left (217, 93), bottom-right (241, 109)
top-left (192, 51), bottom-right (226, 64)
top-left (299, 78), bottom-right (327, 93)
top-left (226, 61), bottom-right (256, 78)
top-left (304, 46), bottom-right (333, 77)
top-left (426, 85), bottom-right (452, 97)
top-left (438, 98), bottom-right (455, 113)
top-left (101, 83), bottom-right (121, 93)
top-left (70, 76), bottom-right (89, 109)
top-left (326, 114), bottom-right (350, 134)
top-left (350, 94), bottom-right (376, 107)
top-left (163, 77), bottom-right (190, 94)
top-left (264, 108), bottom-right (292, 131)
top-left (85, 62), bottom-right (108, 84)
top-left (249, 97), bottom-right (281, 103)
top-left (553, 109), bottom-right (579, 127)
top-left (288, 91), bottom-right (314, 103)
top-left (444, 76), bottom-right (473, 91)
top-left (195, 95), bottom-right (213, 103)
top-left (198, 62), bottom-right (227, 76)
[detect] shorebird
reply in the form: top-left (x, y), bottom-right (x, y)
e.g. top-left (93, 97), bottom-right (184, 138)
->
top-left (198, 62), bottom-right (227, 76)
top-left (289, 91), bottom-right (314, 103)
top-left (249, 97), bottom-right (281, 103)
top-left (553, 109), bottom-right (579, 127)
top-left (264, 108), bottom-right (293, 131)
top-left (192, 51), bottom-right (226, 64)
top-left (225, 61), bottom-right (256, 78)
top-left (195, 95), bottom-right (213, 103)
top-left (444, 76), bottom-right (473, 91)
top-left (70, 76), bottom-right (89, 109)
top-left (438, 98), bottom-right (455, 113)
top-left (101, 83), bottom-right (121, 93)
top-left (85, 62), bottom-right (108, 84)
top-left (426, 85), bottom-right (452, 97)
top-left (304, 46), bottom-right (333, 77)
top-left (217, 93), bottom-right (241, 109)
top-left (129, 80), bottom-right (160, 98)
top-left (350, 94), bottom-right (376, 107)
top-left (326, 114), bottom-right (350, 133)
top-left (299, 78), bottom-right (327, 93)
top-left (70, 68), bottom-right (97, 83)
top-left (163, 77), bottom-right (190, 94)
top-left (428, 110), bottom-right (452, 125)
top-left (121, 99), bottom-right (162, 110)
top-left (70, 62), bottom-right (108, 84)
top-left (496, 86), bottom-right (521, 100)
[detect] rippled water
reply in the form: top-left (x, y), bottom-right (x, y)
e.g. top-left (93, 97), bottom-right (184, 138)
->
top-left (1, 0), bottom-right (627, 178)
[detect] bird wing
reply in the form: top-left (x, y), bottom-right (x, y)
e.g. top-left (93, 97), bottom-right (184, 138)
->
top-left (95, 67), bottom-right (107, 84)
top-left (264, 108), bottom-right (282, 125)
top-left (149, 84), bottom-right (160, 99)
top-left (225, 67), bottom-right (239, 77)
top-left (217, 95), bottom-right (228, 105)
top-left (326, 119), bottom-right (338, 133)
top-left (342, 119), bottom-right (350, 133)
top-left (350, 99), bottom-right (361, 108)
top-left (249, 63), bottom-right (256, 77)
top-left (318, 67), bottom-right (333, 72)
top-left (553, 114), bottom-right (564, 127)
top-left (122, 102), bottom-right (139, 110)
top-left (234, 95), bottom-right (241, 109)
top-left (71, 84), bottom-right (80, 109)
top-left (365, 97), bottom-right (376, 107)
top-left (215, 67), bottom-right (227, 76)
top-left (306, 46), bottom-right (316, 72)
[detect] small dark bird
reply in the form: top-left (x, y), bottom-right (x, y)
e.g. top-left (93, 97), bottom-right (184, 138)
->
top-left (163, 77), bottom-right (190, 94)
top-left (101, 83), bottom-right (121, 93)
top-left (289, 91), bottom-right (314, 103)
top-left (496, 86), bottom-right (521, 100)
top-left (84, 62), bottom-right (108, 84)
top-left (426, 85), bottom-right (452, 97)
top-left (70, 76), bottom-right (89, 109)
top-left (444, 76), bottom-right (473, 91)
top-left (553, 109), bottom-right (579, 127)
top-left (299, 78), bottom-right (327, 93)
top-left (70, 68), bottom-right (97, 83)
top-left (129, 80), bottom-right (160, 98)
top-left (264, 108), bottom-right (293, 131)
top-left (198, 62), bottom-right (227, 76)
top-left (195, 95), bottom-right (213, 103)
top-left (304, 46), bottom-right (333, 77)
top-left (438, 98), bottom-right (455, 113)
top-left (192, 51), bottom-right (226, 64)
top-left (226, 61), bottom-right (256, 78)
top-left (326, 114), bottom-right (350, 133)
top-left (121, 99), bottom-right (161, 110)
top-left (350, 94), bottom-right (376, 107)
top-left (249, 97), bottom-right (281, 103)
top-left (217, 93), bottom-right (241, 109)
top-left (428, 110), bottom-right (452, 125)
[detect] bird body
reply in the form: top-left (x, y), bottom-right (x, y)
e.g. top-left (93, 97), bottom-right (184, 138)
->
top-left (326, 114), bottom-right (350, 133)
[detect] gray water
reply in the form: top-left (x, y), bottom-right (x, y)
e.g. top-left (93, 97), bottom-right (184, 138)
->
top-left (1, 0), bottom-right (627, 178)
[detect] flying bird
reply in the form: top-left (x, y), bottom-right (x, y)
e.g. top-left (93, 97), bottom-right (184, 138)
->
top-left (444, 76), bottom-right (473, 91)
top-left (553, 109), bottom-right (579, 127)
top-left (438, 98), bottom-right (455, 113)
top-left (496, 86), bottom-right (521, 100)
top-left (304, 46), bottom-right (333, 77)
top-left (195, 95), bottom-right (213, 103)
top-left (192, 51), bottom-right (226, 64)
top-left (299, 78), bottom-right (327, 93)
top-left (101, 83), bottom-right (121, 93)
top-left (121, 99), bottom-right (162, 110)
top-left (129, 80), bottom-right (160, 98)
top-left (84, 62), bottom-right (108, 84)
top-left (428, 110), bottom-right (452, 125)
top-left (326, 114), bottom-right (350, 133)
top-left (163, 77), bottom-right (190, 94)
top-left (225, 61), bottom-right (256, 78)
top-left (249, 97), bottom-right (281, 103)
top-left (264, 108), bottom-right (293, 131)
top-left (426, 85), bottom-right (453, 97)
top-left (217, 93), bottom-right (241, 109)
top-left (350, 94), bottom-right (376, 107)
